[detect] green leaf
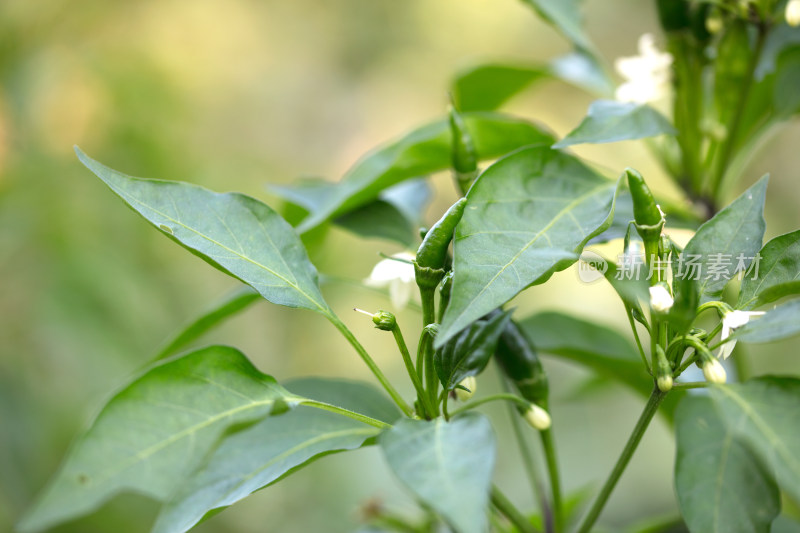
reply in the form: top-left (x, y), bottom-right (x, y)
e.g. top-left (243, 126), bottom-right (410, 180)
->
top-left (709, 378), bottom-right (800, 503)
top-left (734, 299), bottom-right (800, 343)
top-left (452, 63), bottom-right (549, 112)
top-left (675, 395), bottom-right (780, 533)
top-left (681, 176), bottom-right (768, 303)
top-left (18, 346), bottom-right (300, 533)
top-left (437, 145), bottom-right (619, 347)
top-left (76, 148), bottom-right (331, 315)
top-left (518, 312), bottom-right (648, 392)
top-left (434, 310), bottom-right (513, 391)
top-left (153, 287), bottom-right (261, 360)
top-left (380, 413), bottom-right (496, 533)
top-left (520, 0), bottom-right (593, 52)
top-left (738, 229), bottom-right (800, 309)
top-left (271, 112), bottom-right (554, 234)
top-left (153, 378), bottom-right (400, 533)
top-left (451, 52), bottom-right (612, 112)
top-left (552, 100), bottom-right (676, 148)
top-left (334, 179), bottom-right (431, 246)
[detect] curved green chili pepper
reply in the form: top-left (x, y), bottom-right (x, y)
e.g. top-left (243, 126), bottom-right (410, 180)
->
top-left (495, 319), bottom-right (549, 405)
top-left (415, 197), bottom-right (467, 271)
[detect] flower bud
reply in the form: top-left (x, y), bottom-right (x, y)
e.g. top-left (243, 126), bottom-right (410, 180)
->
top-left (703, 358), bottom-right (727, 384)
top-left (655, 345), bottom-right (673, 392)
top-left (455, 376), bottom-right (477, 402)
top-left (372, 310), bottom-right (396, 331)
top-left (649, 284), bottom-right (674, 313)
top-left (787, 0), bottom-right (800, 27)
top-left (523, 403), bottom-right (552, 431)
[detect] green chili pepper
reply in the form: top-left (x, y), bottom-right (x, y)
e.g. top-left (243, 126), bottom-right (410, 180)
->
top-left (495, 319), bottom-right (549, 405)
top-left (626, 168), bottom-right (662, 228)
top-left (415, 197), bottom-right (467, 271)
top-left (449, 106), bottom-right (479, 194)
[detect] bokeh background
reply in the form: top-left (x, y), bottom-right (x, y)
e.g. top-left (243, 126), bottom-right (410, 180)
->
top-left (2, 1), bottom-right (799, 532)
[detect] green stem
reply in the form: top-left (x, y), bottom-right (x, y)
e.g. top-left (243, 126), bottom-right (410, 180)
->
top-left (448, 393), bottom-right (530, 418)
top-left (707, 25), bottom-right (768, 200)
top-left (626, 305), bottom-right (651, 374)
top-left (391, 325), bottom-right (435, 418)
top-left (672, 381), bottom-right (708, 390)
top-left (501, 376), bottom-right (551, 532)
top-left (301, 399), bottom-right (391, 429)
top-left (491, 486), bottom-right (538, 533)
top-left (675, 351), bottom-right (700, 377)
top-left (540, 427), bottom-right (563, 533)
top-left (575, 389), bottom-right (667, 533)
top-left (423, 335), bottom-right (439, 416)
top-left (329, 315), bottom-right (413, 417)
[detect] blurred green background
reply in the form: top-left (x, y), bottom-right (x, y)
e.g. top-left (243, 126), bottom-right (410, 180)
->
top-left (2, 1), bottom-right (799, 532)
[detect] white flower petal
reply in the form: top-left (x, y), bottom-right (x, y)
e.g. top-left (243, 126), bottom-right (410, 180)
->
top-left (389, 278), bottom-right (413, 310)
top-left (649, 285), bottom-right (674, 312)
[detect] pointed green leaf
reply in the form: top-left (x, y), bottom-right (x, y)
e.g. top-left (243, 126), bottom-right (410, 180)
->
top-left (552, 100), bottom-right (676, 148)
top-left (271, 113), bottom-right (554, 234)
top-left (709, 378), bottom-right (800, 503)
top-left (437, 145), bottom-right (619, 347)
top-left (154, 287), bottom-right (260, 360)
top-left (675, 395), bottom-right (780, 533)
top-left (738, 229), bottom-right (800, 309)
top-left (18, 346), bottom-right (300, 533)
top-left (520, 0), bottom-right (594, 52)
top-left (76, 148), bottom-right (331, 315)
top-left (451, 52), bottom-right (612, 112)
top-left (452, 63), bottom-right (549, 112)
top-left (681, 176), bottom-right (768, 303)
top-left (380, 413), bottom-right (496, 533)
top-left (153, 378), bottom-right (400, 533)
top-left (334, 179), bottom-right (431, 246)
top-left (518, 312), bottom-right (647, 391)
top-left (434, 310), bottom-right (513, 391)
top-left (734, 299), bottom-right (800, 343)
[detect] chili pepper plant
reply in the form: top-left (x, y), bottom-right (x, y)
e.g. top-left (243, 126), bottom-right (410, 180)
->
top-left (18, 1), bottom-right (800, 532)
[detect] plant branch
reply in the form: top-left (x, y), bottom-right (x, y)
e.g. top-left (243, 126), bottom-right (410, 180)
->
top-left (448, 393), bottom-right (530, 418)
top-left (301, 399), bottom-right (391, 429)
top-left (575, 389), bottom-right (667, 533)
top-left (540, 427), bottom-right (563, 533)
top-left (329, 315), bottom-right (413, 417)
top-left (491, 486), bottom-right (538, 533)
top-left (391, 324), bottom-right (435, 418)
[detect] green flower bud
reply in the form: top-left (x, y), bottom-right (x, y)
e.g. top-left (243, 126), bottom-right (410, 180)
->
top-left (372, 310), bottom-right (396, 331)
top-left (523, 403), bottom-right (552, 431)
top-left (423, 323), bottom-right (440, 338)
top-left (655, 345), bottom-right (673, 392)
top-left (455, 376), bottom-right (477, 402)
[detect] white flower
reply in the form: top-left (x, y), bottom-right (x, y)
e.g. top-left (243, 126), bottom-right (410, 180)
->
top-left (614, 33), bottom-right (673, 104)
top-left (649, 285), bottom-right (674, 313)
top-left (703, 358), bottom-right (727, 384)
top-left (787, 0), bottom-right (800, 27)
top-left (523, 404), bottom-right (552, 431)
top-left (455, 376), bottom-right (477, 402)
top-left (363, 252), bottom-right (416, 309)
top-left (718, 310), bottom-right (765, 359)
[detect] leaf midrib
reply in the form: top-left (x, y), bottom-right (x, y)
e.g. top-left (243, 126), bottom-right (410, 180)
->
top-left (113, 180), bottom-right (328, 314)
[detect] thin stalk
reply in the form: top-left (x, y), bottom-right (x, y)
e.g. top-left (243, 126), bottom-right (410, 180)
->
top-left (423, 335), bottom-right (440, 416)
top-left (575, 389), bottom-right (667, 533)
top-left (301, 399), bottom-right (391, 429)
top-left (501, 376), bottom-right (551, 532)
top-left (491, 486), bottom-right (538, 533)
top-left (329, 316), bottom-right (413, 417)
top-left (391, 325), bottom-right (435, 418)
top-left (707, 25), bottom-right (768, 200)
top-left (626, 305), bottom-right (651, 374)
top-left (540, 427), bottom-right (563, 533)
top-left (675, 351), bottom-right (700, 377)
top-left (448, 393), bottom-right (530, 417)
top-left (672, 381), bottom-right (708, 390)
